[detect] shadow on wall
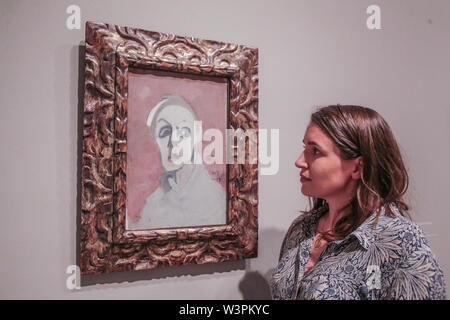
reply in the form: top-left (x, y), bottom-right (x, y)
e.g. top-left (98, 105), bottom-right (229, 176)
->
top-left (75, 44), bottom-right (83, 281)
top-left (238, 228), bottom-right (286, 300)
top-left (239, 271), bottom-right (272, 300)
top-left (81, 259), bottom-right (246, 287)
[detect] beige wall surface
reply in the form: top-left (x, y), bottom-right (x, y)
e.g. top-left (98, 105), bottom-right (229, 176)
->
top-left (0, 0), bottom-right (448, 299)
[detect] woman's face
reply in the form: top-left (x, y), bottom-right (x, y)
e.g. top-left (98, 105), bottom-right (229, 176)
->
top-left (295, 123), bottom-right (359, 200)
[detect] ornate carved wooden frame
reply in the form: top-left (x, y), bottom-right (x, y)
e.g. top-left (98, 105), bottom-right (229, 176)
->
top-left (80, 22), bottom-right (258, 275)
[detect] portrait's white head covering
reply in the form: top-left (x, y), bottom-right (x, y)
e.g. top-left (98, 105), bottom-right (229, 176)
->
top-left (146, 95), bottom-right (197, 138)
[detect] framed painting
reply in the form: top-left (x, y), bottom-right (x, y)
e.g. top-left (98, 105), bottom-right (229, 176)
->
top-left (80, 21), bottom-right (258, 274)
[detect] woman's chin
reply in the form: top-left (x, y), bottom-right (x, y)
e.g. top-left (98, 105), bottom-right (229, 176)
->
top-left (301, 185), bottom-right (319, 198)
top-left (300, 185), bottom-right (312, 197)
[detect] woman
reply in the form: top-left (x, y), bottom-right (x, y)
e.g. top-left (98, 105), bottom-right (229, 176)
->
top-left (270, 105), bottom-right (446, 300)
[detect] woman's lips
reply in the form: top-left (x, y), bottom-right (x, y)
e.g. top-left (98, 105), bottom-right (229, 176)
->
top-left (300, 175), bottom-right (311, 183)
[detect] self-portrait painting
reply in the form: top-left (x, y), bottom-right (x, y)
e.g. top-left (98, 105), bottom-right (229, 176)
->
top-left (126, 70), bottom-right (228, 230)
top-left (80, 22), bottom-right (258, 274)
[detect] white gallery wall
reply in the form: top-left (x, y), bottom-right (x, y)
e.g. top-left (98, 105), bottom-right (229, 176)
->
top-left (0, 0), bottom-right (449, 299)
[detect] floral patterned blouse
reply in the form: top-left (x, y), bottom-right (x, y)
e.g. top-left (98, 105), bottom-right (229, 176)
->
top-left (270, 203), bottom-right (446, 300)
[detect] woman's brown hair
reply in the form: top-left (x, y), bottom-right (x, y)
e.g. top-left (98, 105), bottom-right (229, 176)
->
top-left (306, 105), bottom-right (410, 241)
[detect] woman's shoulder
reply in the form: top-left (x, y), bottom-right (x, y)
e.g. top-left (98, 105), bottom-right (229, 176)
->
top-left (284, 213), bottom-right (308, 241)
top-left (375, 204), bottom-right (446, 299)
top-left (375, 204), bottom-right (433, 256)
top-left (287, 207), bottom-right (323, 235)
top-left (280, 206), bottom-right (325, 252)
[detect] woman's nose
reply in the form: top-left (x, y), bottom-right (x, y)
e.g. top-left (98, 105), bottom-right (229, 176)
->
top-left (295, 151), bottom-right (307, 169)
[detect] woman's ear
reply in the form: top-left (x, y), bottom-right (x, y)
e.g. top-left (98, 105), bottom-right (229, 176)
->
top-left (351, 157), bottom-right (363, 180)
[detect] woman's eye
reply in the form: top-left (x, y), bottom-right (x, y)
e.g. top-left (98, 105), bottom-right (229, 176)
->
top-left (303, 145), bottom-right (320, 155)
top-left (158, 126), bottom-right (172, 138)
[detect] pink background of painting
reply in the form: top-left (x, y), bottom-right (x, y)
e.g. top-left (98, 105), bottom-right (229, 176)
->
top-left (127, 69), bottom-right (228, 223)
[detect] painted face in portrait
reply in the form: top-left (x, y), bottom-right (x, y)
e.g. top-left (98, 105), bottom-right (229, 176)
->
top-left (149, 100), bottom-right (196, 172)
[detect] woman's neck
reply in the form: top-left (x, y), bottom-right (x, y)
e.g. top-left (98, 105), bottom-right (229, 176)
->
top-left (321, 195), bottom-right (353, 231)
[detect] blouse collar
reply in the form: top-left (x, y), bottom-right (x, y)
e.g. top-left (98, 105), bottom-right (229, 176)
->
top-left (309, 203), bottom-right (399, 250)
